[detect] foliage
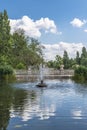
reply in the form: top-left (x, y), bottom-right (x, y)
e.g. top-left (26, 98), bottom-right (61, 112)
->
top-left (74, 66), bottom-right (87, 82)
top-left (0, 65), bottom-right (13, 75)
top-left (16, 63), bottom-right (26, 70)
top-left (0, 10), bottom-right (11, 61)
top-left (46, 46), bottom-right (87, 72)
top-left (76, 51), bottom-right (80, 65)
top-left (0, 10), bottom-right (43, 75)
top-left (75, 66), bottom-right (87, 77)
top-left (46, 60), bottom-right (54, 68)
top-left (63, 50), bottom-right (70, 69)
top-left (81, 47), bottom-right (87, 59)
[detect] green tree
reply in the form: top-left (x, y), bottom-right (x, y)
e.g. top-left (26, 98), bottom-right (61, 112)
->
top-left (63, 50), bottom-right (70, 69)
top-left (69, 58), bottom-right (76, 69)
top-left (81, 58), bottom-right (87, 67)
top-left (28, 38), bottom-right (43, 67)
top-left (80, 47), bottom-right (87, 67)
top-left (74, 66), bottom-right (87, 82)
top-left (0, 10), bottom-right (11, 62)
top-left (76, 51), bottom-right (80, 65)
top-left (11, 30), bottom-right (43, 68)
top-left (55, 55), bottom-right (63, 69)
top-left (11, 29), bottom-right (28, 68)
top-left (46, 60), bottom-right (54, 68)
top-left (81, 47), bottom-right (87, 59)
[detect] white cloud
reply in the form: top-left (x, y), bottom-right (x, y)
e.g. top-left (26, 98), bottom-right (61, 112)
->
top-left (84, 29), bottom-right (87, 32)
top-left (43, 42), bottom-right (84, 61)
top-left (70, 18), bottom-right (86, 28)
top-left (10, 16), bottom-right (59, 38)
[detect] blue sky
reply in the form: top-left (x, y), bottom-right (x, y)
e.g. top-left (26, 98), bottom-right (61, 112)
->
top-left (0, 0), bottom-right (87, 43)
top-left (0, 0), bottom-right (87, 59)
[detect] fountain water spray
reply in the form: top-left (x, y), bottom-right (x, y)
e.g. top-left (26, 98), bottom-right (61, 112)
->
top-left (36, 64), bottom-right (47, 87)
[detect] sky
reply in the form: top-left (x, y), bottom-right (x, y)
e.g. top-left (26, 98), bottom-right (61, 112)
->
top-left (0, 0), bottom-right (87, 60)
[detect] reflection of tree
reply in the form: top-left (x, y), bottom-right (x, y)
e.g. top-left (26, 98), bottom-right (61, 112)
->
top-left (12, 89), bottom-right (36, 116)
top-left (13, 89), bottom-right (28, 113)
top-left (0, 82), bottom-right (57, 128)
top-left (0, 83), bottom-right (13, 130)
top-left (11, 88), bottom-right (56, 121)
top-left (0, 83), bottom-right (29, 129)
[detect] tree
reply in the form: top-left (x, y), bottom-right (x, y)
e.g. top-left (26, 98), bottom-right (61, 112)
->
top-left (0, 10), bottom-right (11, 58)
top-left (28, 38), bottom-right (43, 67)
top-left (47, 60), bottom-right (54, 68)
top-left (11, 29), bottom-right (29, 68)
top-left (55, 55), bottom-right (63, 69)
top-left (81, 47), bottom-right (87, 59)
top-left (76, 51), bottom-right (80, 65)
top-left (81, 58), bottom-right (87, 67)
top-left (63, 50), bottom-right (70, 69)
top-left (80, 47), bottom-right (87, 67)
top-left (11, 30), bottom-right (43, 68)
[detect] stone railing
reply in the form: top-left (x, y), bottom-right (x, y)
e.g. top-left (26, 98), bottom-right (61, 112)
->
top-left (15, 69), bottom-right (74, 75)
top-left (15, 68), bottom-right (74, 81)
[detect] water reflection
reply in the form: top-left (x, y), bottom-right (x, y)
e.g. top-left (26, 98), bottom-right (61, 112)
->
top-left (10, 88), bottom-right (56, 121)
top-left (10, 79), bottom-right (87, 122)
top-left (1, 79), bottom-right (87, 130)
top-left (0, 83), bottom-right (13, 130)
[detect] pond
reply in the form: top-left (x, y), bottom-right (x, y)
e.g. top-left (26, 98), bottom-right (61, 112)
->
top-left (0, 79), bottom-right (87, 130)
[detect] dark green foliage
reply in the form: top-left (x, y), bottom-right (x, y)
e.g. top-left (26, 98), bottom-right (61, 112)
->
top-left (80, 58), bottom-right (87, 67)
top-left (74, 66), bottom-right (87, 82)
top-left (0, 10), bottom-right (11, 57)
top-left (0, 65), bottom-right (13, 75)
top-left (81, 47), bottom-right (87, 58)
top-left (63, 50), bottom-right (70, 69)
top-left (16, 63), bottom-right (26, 70)
top-left (76, 51), bottom-right (80, 65)
top-left (47, 60), bottom-right (54, 68)
top-left (75, 66), bottom-right (87, 76)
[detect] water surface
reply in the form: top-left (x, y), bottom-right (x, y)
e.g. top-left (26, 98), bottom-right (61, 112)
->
top-left (0, 79), bottom-right (87, 130)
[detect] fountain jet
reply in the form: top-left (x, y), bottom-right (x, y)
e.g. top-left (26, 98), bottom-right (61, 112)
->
top-left (36, 64), bottom-right (47, 87)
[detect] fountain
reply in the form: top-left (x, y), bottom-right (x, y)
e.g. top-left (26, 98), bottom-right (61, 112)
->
top-left (36, 64), bottom-right (47, 87)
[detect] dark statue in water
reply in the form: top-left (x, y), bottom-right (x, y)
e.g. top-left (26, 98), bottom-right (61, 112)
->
top-left (36, 80), bottom-right (47, 87)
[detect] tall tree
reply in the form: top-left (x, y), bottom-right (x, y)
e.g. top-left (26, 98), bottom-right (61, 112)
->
top-left (55, 55), bottom-right (63, 69)
top-left (11, 30), bottom-right (43, 68)
top-left (28, 38), bottom-right (43, 67)
top-left (63, 50), bottom-right (69, 69)
top-left (81, 47), bottom-right (87, 66)
top-left (76, 51), bottom-right (80, 65)
top-left (11, 29), bottom-right (28, 67)
top-left (0, 10), bottom-right (11, 64)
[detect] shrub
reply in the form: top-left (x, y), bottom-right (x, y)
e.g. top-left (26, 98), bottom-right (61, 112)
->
top-left (75, 66), bottom-right (87, 76)
top-left (16, 63), bottom-right (26, 70)
top-left (74, 66), bottom-right (87, 82)
top-left (0, 65), bottom-right (13, 75)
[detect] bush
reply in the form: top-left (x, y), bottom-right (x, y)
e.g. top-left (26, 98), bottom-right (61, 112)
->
top-left (75, 66), bottom-right (87, 76)
top-left (16, 63), bottom-right (26, 69)
top-left (74, 66), bottom-right (87, 82)
top-left (0, 65), bottom-right (13, 75)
